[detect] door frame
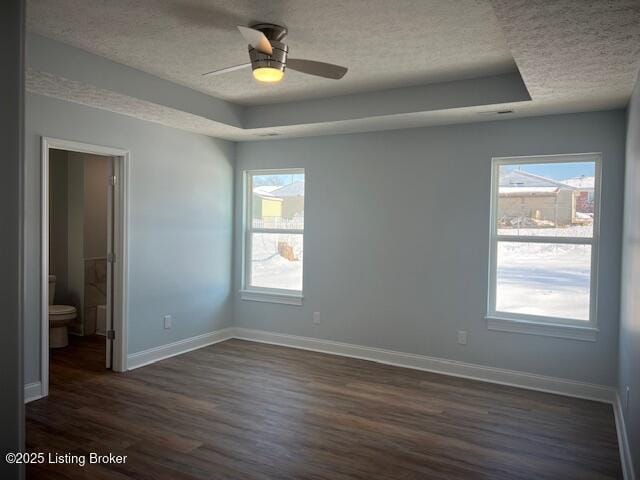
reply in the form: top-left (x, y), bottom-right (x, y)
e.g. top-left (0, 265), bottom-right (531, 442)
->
top-left (41, 137), bottom-right (130, 396)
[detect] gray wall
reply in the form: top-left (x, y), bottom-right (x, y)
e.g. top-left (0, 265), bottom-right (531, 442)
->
top-left (25, 93), bottom-right (235, 384)
top-left (0, 1), bottom-right (24, 478)
top-left (82, 153), bottom-right (110, 259)
top-left (620, 73), bottom-right (640, 476)
top-left (234, 110), bottom-right (625, 386)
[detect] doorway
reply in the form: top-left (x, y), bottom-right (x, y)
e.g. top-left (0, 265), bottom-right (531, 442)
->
top-left (41, 137), bottom-right (129, 397)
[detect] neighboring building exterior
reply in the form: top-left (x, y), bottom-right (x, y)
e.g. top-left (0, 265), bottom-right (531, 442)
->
top-left (253, 186), bottom-right (283, 219)
top-left (562, 175), bottom-right (595, 213)
top-left (269, 181), bottom-right (304, 219)
top-left (498, 170), bottom-right (578, 227)
top-left (252, 181), bottom-right (304, 228)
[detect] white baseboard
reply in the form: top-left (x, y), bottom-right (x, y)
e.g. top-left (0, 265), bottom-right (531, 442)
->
top-left (127, 328), bottom-right (234, 370)
top-left (24, 381), bottom-right (44, 404)
top-left (232, 327), bottom-right (616, 404)
top-left (43, 325), bottom-right (616, 405)
top-left (614, 392), bottom-right (636, 480)
top-left (28, 325), bottom-right (629, 475)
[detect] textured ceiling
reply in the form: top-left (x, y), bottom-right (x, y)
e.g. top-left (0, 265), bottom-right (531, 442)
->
top-left (26, 0), bottom-right (516, 106)
top-left (26, 69), bottom-right (243, 138)
top-left (490, 0), bottom-right (640, 107)
top-left (24, 0), bottom-right (640, 140)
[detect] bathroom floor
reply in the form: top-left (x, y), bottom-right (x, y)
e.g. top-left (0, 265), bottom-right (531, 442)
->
top-left (49, 334), bottom-right (106, 376)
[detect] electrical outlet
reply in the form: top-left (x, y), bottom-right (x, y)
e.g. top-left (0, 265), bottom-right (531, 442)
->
top-left (457, 330), bottom-right (468, 345)
top-left (625, 386), bottom-right (631, 412)
top-left (163, 315), bottom-right (172, 329)
top-left (313, 312), bottom-right (321, 325)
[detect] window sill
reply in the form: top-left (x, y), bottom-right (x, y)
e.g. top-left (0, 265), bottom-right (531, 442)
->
top-left (486, 316), bottom-right (598, 342)
top-left (240, 289), bottom-right (303, 306)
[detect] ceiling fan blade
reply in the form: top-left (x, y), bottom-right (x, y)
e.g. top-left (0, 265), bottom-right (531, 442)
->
top-left (237, 26), bottom-right (273, 55)
top-left (202, 63), bottom-right (251, 77)
top-left (286, 59), bottom-right (348, 79)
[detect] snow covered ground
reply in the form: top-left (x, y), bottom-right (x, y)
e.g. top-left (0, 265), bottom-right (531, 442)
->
top-left (496, 242), bottom-right (591, 320)
top-left (495, 224), bottom-right (592, 320)
top-left (250, 233), bottom-right (303, 291)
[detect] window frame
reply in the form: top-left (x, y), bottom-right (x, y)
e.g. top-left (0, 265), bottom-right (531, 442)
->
top-left (240, 168), bottom-right (305, 305)
top-left (486, 153), bottom-right (602, 341)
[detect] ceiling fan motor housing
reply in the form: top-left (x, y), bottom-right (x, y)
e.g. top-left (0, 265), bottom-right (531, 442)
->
top-left (249, 40), bottom-right (288, 73)
top-left (249, 23), bottom-right (289, 73)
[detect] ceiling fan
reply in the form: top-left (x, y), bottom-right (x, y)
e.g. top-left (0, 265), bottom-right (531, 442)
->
top-left (202, 23), bottom-right (348, 83)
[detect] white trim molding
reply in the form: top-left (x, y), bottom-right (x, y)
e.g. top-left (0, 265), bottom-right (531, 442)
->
top-left (126, 327), bottom-right (616, 403)
top-left (24, 382), bottom-right (44, 404)
top-left (486, 153), bottom-right (603, 336)
top-left (68, 325), bottom-right (628, 476)
top-left (232, 327), bottom-right (616, 403)
top-left (127, 328), bottom-right (234, 370)
top-left (40, 136), bottom-right (131, 400)
top-left (241, 168), bottom-right (306, 301)
top-left (614, 393), bottom-right (636, 480)
top-left (240, 289), bottom-right (303, 306)
top-left (486, 316), bottom-right (599, 342)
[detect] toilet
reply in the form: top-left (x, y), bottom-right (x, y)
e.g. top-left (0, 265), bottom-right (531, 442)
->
top-left (48, 275), bottom-right (77, 348)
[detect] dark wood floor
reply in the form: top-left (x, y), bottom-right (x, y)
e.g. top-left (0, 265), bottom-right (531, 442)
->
top-left (26, 335), bottom-right (621, 479)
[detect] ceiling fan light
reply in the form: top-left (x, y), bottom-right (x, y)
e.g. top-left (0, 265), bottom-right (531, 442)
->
top-left (253, 67), bottom-right (284, 83)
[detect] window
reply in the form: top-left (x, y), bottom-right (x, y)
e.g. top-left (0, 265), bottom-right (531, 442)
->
top-left (487, 154), bottom-right (601, 341)
top-left (241, 169), bottom-right (305, 305)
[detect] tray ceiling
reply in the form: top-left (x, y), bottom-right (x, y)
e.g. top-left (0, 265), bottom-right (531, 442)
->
top-left (27, 0), bottom-right (516, 106)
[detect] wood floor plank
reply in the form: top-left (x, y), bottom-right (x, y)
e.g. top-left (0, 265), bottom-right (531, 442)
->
top-left (26, 335), bottom-right (622, 479)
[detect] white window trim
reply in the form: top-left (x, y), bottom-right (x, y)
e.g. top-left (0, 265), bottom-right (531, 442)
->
top-left (486, 153), bottom-right (602, 342)
top-left (241, 168), bottom-right (305, 305)
top-left (239, 289), bottom-right (303, 306)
